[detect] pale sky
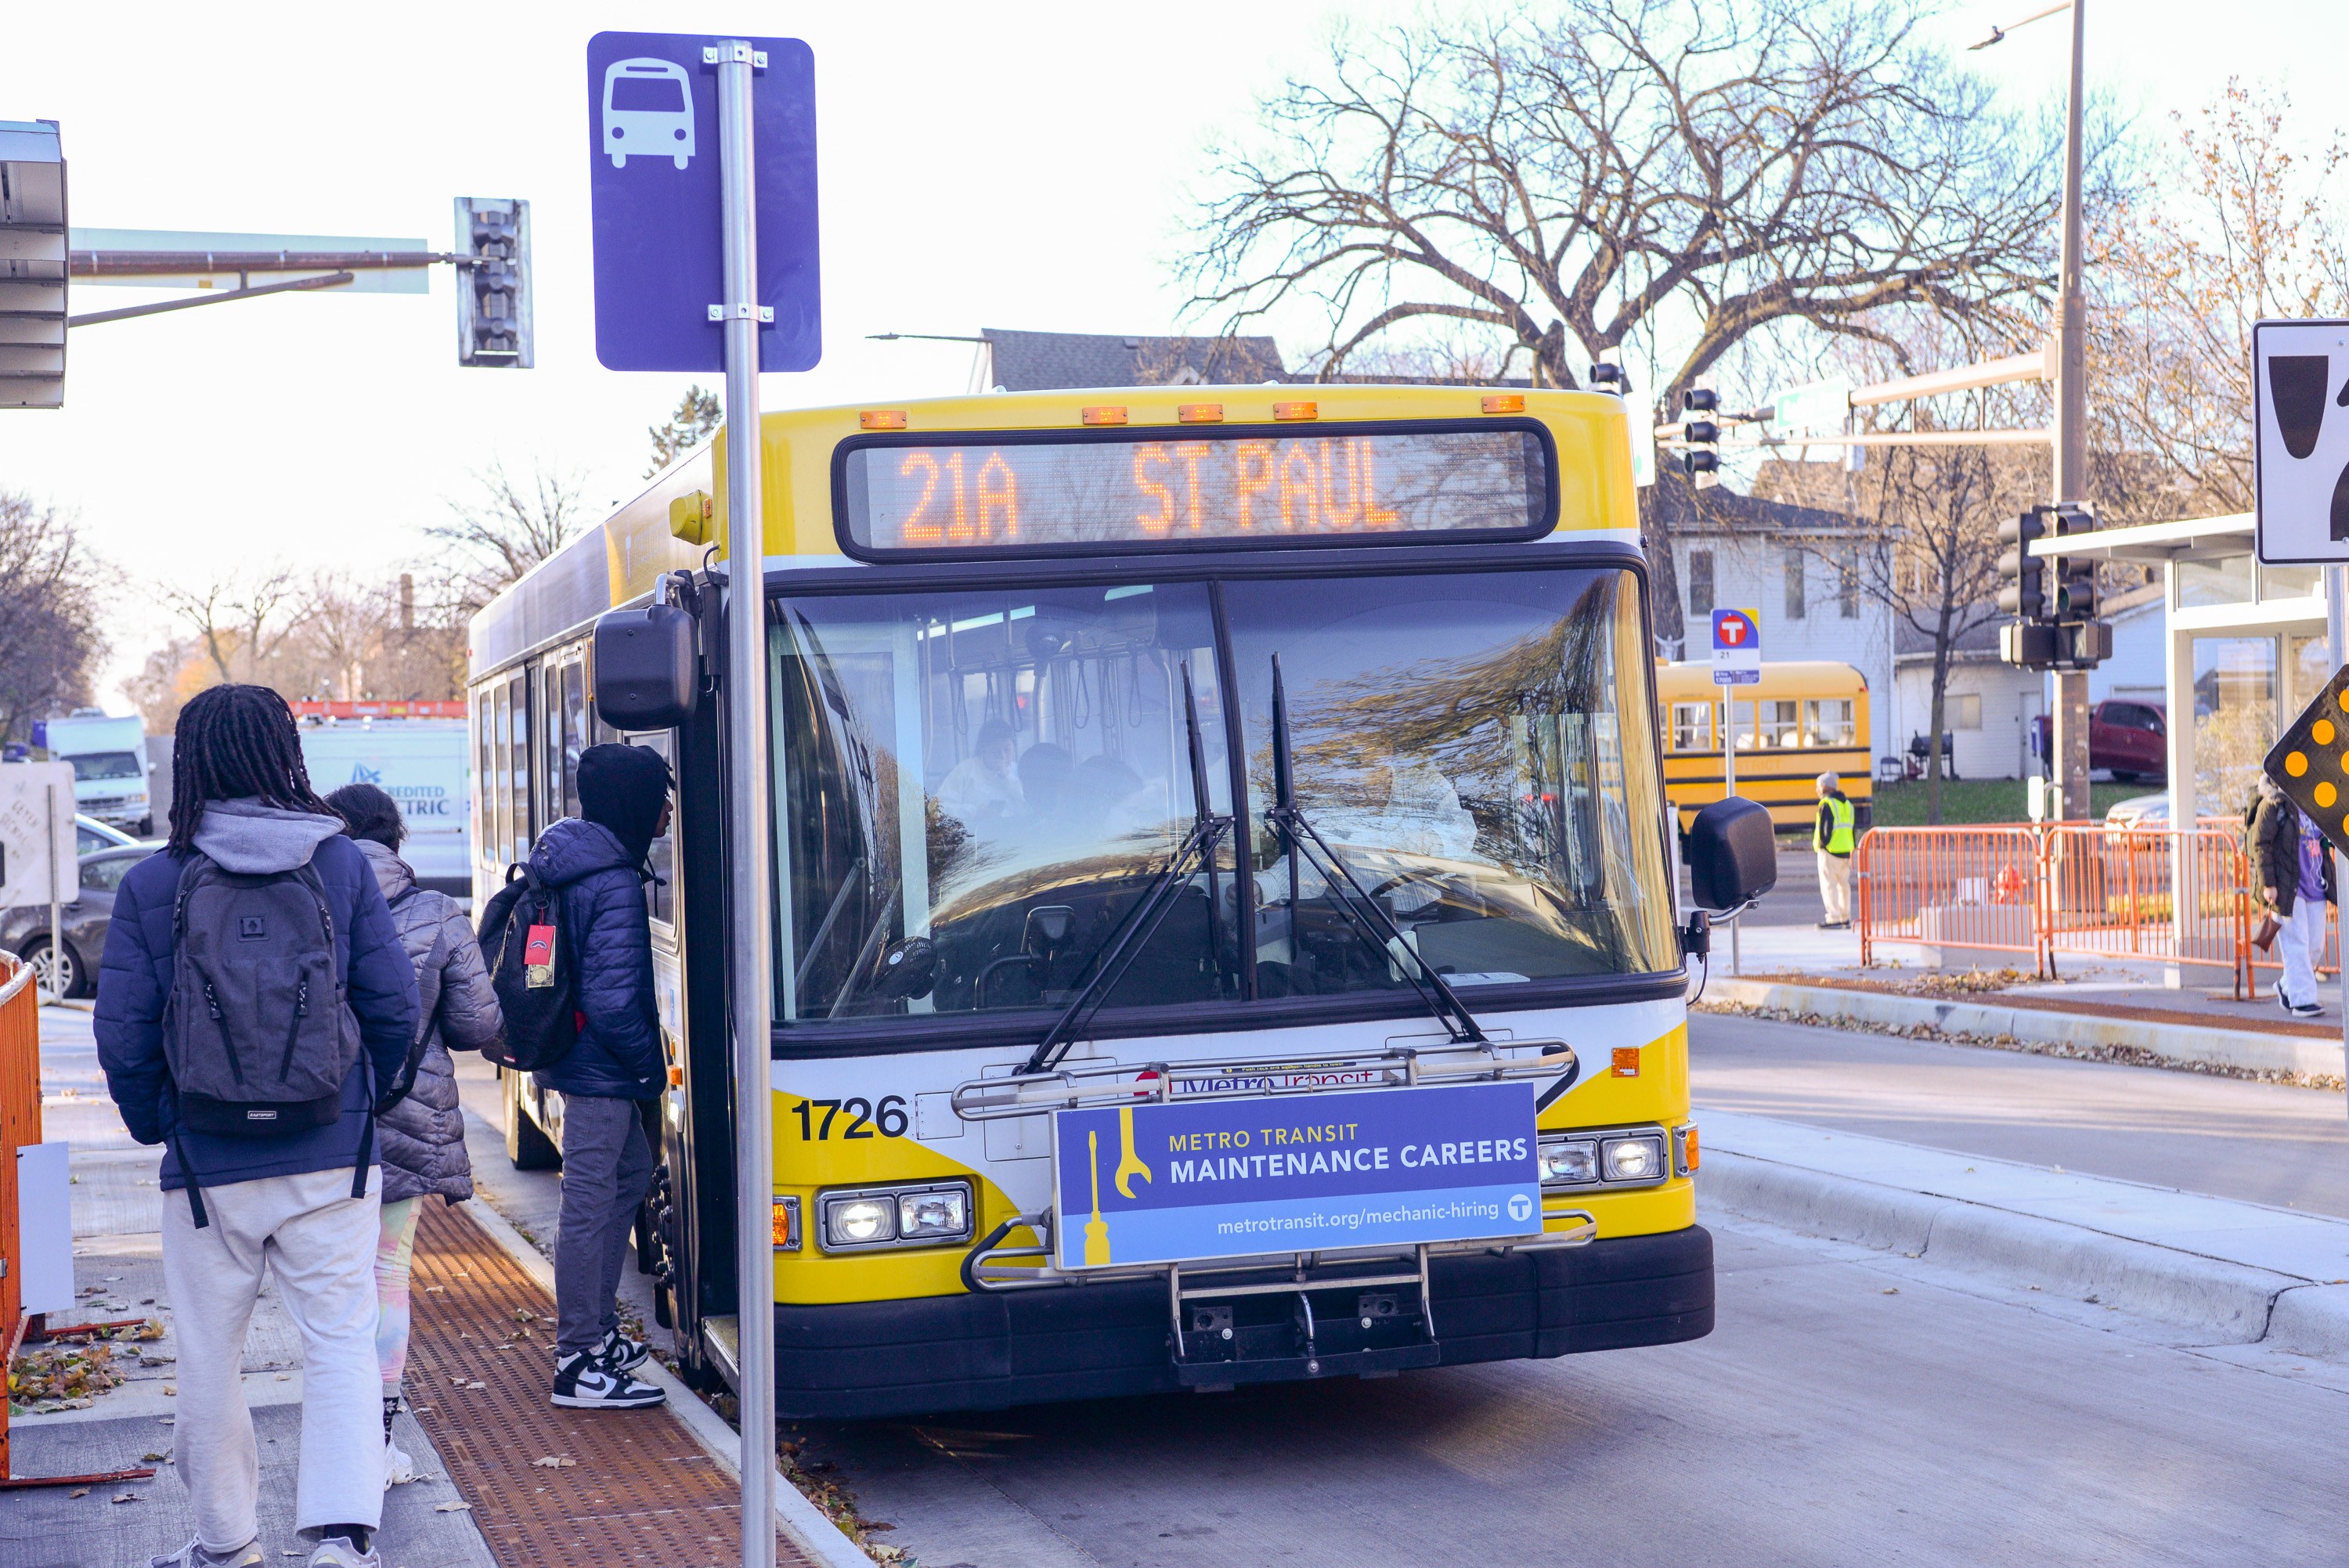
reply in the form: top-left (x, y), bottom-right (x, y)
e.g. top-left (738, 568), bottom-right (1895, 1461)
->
top-left (2, 0), bottom-right (2339, 709)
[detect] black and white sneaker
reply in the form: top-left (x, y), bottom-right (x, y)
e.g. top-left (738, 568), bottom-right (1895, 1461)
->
top-left (552, 1350), bottom-right (666, 1409)
top-left (2292, 1000), bottom-right (2325, 1018)
top-left (593, 1325), bottom-right (651, 1372)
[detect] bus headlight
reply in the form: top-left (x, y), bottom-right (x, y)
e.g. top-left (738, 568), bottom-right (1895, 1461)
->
top-left (1539, 1139), bottom-right (1597, 1184)
top-left (899, 1187), bottom-right (969, 1240)
top-left (818, 1181), bottom-right (976, 1251)
top-left (1602, 1136), bottom-right (1665, 1182)
top-left (825, 1196), bottom-right (895, 1247)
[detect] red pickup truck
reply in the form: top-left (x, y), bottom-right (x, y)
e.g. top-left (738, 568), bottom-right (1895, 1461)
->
top-left (2033, 700), bottom-right (2167, 782)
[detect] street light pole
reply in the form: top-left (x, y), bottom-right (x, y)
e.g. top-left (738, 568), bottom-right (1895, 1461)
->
top-left (2048, 0), bottom-right (2092, 822)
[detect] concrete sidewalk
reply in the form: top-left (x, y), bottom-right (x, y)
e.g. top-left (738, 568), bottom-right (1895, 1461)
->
top-left (1703, 970), bottom-right (2347, 1080)
top-left (1700, 1106), bottom-right (2349, 1373)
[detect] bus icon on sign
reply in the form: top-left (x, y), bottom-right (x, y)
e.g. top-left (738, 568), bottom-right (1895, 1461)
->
top-left (602, 58), bottom-right (695, 170)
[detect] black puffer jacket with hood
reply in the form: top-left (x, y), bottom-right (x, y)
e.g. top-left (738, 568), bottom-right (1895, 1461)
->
top-left (360, 838), bottom-right (501, 1203)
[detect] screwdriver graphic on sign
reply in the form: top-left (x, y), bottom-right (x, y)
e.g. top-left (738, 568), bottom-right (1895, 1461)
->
top-left (1085, 1131), bottom-right (1111, 1266)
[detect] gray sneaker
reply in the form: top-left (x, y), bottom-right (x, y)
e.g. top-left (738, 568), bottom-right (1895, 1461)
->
top-left (305, 1537), bottom-right (380, 1568)
top-left (150, 1544), bottom-right (264, 1568)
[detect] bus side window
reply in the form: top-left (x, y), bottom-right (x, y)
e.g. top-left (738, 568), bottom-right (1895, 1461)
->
top-left (1669, 702), bottom-right (1712, 752)
top-left (561, 659), bottom-right (586, 817)
top-left (474, 689), bottom-right (494, 874)
top-left (507, 669), bottom-right (532, 856)
top-left (1805, 697), bottom-right (1855, 748)
top-left (626, 730), bottom-right (677, 928)
top-left (493, 681), bottom-right (513, 867)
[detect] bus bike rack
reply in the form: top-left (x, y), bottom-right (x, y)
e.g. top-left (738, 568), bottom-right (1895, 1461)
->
top-left (951, 1039), bottom-right (1597, 1384)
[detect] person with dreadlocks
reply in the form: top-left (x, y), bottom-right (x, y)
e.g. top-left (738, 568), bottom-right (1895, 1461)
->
top-left (96, 685), bottom-right (419, 1568)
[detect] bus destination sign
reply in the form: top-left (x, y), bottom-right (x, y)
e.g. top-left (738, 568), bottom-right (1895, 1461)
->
top-left (839, 425), bottom-right (1549, 557)
top-left (1052, 1081), bottom-right (1542, 1270)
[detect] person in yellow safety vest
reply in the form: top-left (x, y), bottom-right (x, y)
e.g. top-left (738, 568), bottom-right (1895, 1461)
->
top-left (1814, 771), bottom-right (1856, 929)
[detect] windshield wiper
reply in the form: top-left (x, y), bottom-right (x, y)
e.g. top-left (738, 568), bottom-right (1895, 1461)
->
top-left (1023, 662), bottom-right (1231, 1075)
top-left (1263, 654), bottom-right (1488, 1047)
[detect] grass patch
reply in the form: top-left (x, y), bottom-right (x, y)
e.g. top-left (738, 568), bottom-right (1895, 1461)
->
top-left (1867, 778), bottom-right (2159, 827)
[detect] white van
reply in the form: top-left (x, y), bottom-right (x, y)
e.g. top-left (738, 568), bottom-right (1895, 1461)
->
top-left (34, 711), bottom-right (153, 834)
top-left (299, 719), bottom-right (471, 899)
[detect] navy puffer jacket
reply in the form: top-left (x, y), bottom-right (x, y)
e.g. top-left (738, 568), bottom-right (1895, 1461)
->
top-left (526, 816), bottom-right (664, 1100)
top-left (95, 803), bottom-right (420, 1192)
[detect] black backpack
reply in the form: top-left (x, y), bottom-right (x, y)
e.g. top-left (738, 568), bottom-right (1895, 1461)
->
top-left (477, 864), bottom-right (580, 1072)
top-left (165, 854), bottom-right (370, 1228)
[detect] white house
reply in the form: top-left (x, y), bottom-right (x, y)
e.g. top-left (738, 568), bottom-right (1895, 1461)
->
top-left (1648, 481), bottom-right (1900, 766)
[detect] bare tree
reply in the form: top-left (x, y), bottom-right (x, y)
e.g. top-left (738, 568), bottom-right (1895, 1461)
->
top-left (646, 385), bottom-right (722, 478)
top-left (427, 463), bottom-right (588, 615)
top-left (1182, 0), bottom-right (2059, 644)
top-left (2091, 79), bottom-right (2349, 524)
top-left (290, 571), bottom-right (391, 701)
top-left (157, 567), bottom-right (300, 685)
top-left (0, 491), bottom-right (108, 745)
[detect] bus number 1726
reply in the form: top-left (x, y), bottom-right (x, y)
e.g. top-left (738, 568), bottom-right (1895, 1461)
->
top-left (792, 1096), bottom-right (909, 1141)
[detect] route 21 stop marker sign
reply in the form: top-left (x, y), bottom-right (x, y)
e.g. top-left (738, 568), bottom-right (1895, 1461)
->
top-left (1712, 607), bottom-right (1761, 686)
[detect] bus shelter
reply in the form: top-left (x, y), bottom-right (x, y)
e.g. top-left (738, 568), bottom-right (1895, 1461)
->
top-left (2044, 510), bottom-right (2332, 982)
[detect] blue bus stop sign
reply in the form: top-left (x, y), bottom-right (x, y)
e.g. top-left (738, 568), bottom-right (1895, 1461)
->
top-left (586, 32), bottom-right (821, 373)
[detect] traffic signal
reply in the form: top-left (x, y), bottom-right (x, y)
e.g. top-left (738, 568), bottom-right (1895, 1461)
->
top-left (0, 120), bottom-right (67, 409)
top-left (1997, 508), bottom-right (2049, 620)
top-left (1682, 388), bottom-right (1720, 487)
top-left (454, 197), bottom-right (532, 369)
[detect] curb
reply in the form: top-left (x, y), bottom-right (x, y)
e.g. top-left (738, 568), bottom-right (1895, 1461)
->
top-left (456, 1195), bottom-right (872, 1568)
top-left (1704, 975), bottom-right (2344, 1078)
top-left (1703, 1147), bottom-right (2345, 1357)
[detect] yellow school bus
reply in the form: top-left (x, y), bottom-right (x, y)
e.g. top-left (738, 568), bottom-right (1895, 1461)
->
top-left (1656, 660), bottom-right (1872, 837)
top-left (471, 383), bottom-right (1744, 1418)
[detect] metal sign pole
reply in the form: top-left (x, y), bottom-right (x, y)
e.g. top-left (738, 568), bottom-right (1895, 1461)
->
top-left (45, 781), bottom-right (62, 1006)
top-left (713, 37), bottom-right (777, 1568)
top-left (1722, 690), bottom-right (1741, 975)
top-left (2331, 564), bottom-right (2347, 1132)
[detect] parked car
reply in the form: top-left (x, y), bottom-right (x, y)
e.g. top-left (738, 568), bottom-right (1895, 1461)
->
top-left (74, 813), bottom-right (143, 856)
top-left (2034, 701), bottom-right (2168, 783)
top-left (3, 843), bottom-right (149, 997)
top-left (2102, 793), bottom-right (2170, 832)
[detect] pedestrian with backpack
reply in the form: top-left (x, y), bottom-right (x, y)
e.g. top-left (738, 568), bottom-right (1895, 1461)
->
top-left (485, 743), bottom-right (673, 1409)
top-left (95, 686), bottom-right (420, 1568)
top-left (323, 783), bottom-right (503, 1488)
top-left (2253, 773), bottom-right (2335, 1016)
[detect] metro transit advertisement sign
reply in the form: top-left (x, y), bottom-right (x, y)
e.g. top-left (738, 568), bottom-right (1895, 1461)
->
top-left (1052, 1083), bottom-right (1542, 1270)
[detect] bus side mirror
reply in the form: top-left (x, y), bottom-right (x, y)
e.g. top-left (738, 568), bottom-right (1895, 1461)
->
top-left (594, 604), bottom-right (698, 730)
top-left (1686, 797), bottom-right (1776, 913)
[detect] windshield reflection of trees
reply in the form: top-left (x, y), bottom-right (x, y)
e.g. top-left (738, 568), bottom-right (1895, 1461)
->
top-left (1244, 574), bottom-right (1669, 993)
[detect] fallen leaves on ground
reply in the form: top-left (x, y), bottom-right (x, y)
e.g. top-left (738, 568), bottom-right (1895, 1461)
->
top-left (9, 1339), bottom-right (128, 1411)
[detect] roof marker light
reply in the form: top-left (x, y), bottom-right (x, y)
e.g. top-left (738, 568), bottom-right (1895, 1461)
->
top-left (860, 409), bottom-right (909, 431)
top-left (1178, 403), bottom-right (1224, 424)
top-left (1082, 406), bottom-right (1128, 426)
top-left (1272, 401), bottom-right (1318, 421)
top-left (1483, 394), bottom-right (1526, 414)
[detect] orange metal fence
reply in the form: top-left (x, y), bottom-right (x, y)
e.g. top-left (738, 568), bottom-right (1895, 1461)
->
top-left (1, 951), bottom-right (40, 1480)
top-left (1857, 824), bottom-right (2264, 991)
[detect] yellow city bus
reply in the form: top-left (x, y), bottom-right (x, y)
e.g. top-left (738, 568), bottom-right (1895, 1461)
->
top-left (470, 384), bottom-right (1754, 1418)
top-left (1655, 659), bottom-right (1872, 838)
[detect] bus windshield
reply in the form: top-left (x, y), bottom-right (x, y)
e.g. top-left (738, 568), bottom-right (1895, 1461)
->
top-left (769, 565), bottom-right (1675, 1032)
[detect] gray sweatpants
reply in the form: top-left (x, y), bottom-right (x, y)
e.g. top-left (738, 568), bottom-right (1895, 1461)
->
top-left (554, 1093), bottom-right (655, 1357)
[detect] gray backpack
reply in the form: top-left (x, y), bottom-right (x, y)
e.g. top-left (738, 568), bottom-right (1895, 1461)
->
top-left (167, 855), bottom-right (366, 1221)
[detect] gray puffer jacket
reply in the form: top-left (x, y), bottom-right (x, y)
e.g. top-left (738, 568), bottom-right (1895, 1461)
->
top-left (359, 839), bottom-right (502, 1204)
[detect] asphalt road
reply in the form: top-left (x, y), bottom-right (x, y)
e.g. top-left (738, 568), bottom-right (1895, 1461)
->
top-left (801, 1024), bottom-right (2349, 1567)
top-left (808, 1214), bottom-right (2346, 1568)
top-left (1690, 1008), bottom-right (2349, 1217)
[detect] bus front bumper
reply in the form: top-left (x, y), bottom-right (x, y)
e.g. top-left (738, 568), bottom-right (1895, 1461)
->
top-left (770, 1225), bottom-right (1712, 1420)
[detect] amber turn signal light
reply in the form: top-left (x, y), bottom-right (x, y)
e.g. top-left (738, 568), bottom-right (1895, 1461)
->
top-left (1272, 401), bottom-right (1319, 421)
top-left (1178, 403), bottom-right (1224, 424)
top-left (860, 409), bottom-right (909, 431)
top-left (1482, 393), bottom-right (1526, 414)
top-left (1082, 406), bottom-right (1128, 426)
top-left (1611, 1047), bottom-right (1640, 1078)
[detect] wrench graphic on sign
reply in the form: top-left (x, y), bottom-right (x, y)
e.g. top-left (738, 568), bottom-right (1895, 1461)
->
top-left (1113, 1106), bottom-right (1152, 1199)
